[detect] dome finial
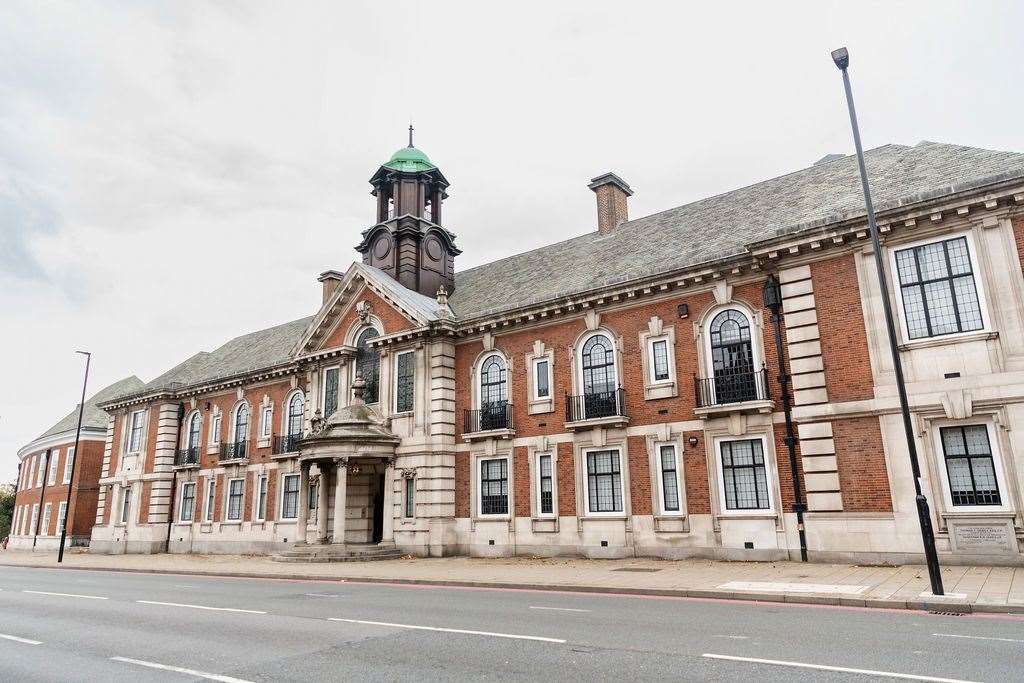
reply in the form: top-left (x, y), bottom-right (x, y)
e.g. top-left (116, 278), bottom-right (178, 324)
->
top-left (408, 123), bottom-right (414, 148)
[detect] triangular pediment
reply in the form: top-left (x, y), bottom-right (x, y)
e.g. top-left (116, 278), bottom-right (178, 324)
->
top-left (291, 262), bottom-right (452, 359)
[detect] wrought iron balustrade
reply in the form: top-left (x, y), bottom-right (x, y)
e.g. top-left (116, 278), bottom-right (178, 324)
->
top-left (219, 440), bottom-right (249, 461)
top-left (272, 433), bottom-right (303, 455)
top-left (565, 388), bottom-right (626, 423)
top-left (694, 366), bottom-right (770, 408)
top-left (464, 401), bottom-right (513, 433)
top-left (174, 447), bottom-right (200, 466)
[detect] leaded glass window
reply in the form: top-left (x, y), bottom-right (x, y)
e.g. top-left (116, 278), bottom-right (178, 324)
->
top-left (356, 327), bottom-right (381, 404)
top-left (187, 413), bottom-right (201, 450)
top-left (709, 309), bottom-right (756, 404)
top-left (895, 236), bottom-right (983, 339)
top-left (479, 458), bottom-right (508, 515)
top-left (128, 410), bottom-right (145, 452)
top-left (323, 367), bottom-right (339, 417)
top-left (535, 359), bottom-right (550, 399)
top-left (652, 339), bottom-right (670, 381)
top-left (180, 482), bottom-right (195, 522)
top-left (940, 425), bottom-right (1001, 506)
top-left (720, 439), bottom-right (769, 510)
top-left (281, 474), bottom-right (299, 519)
top-left (660, 445), bottom-right (680, 512)
top-left (539, 454), bottom-right (553, 515)
top-left (479, 355), bottom-right (508, 430)
top-left (586, 450), bottom-right (623, 513)
top-left (287, 392), bottom-right (304, 436)
top-left (404, 477), bottom-right (415, 518)
top-left (395, 351), bottom-right (415, 413)
top-left (233, 404), bottom-right (249, 443)
top-left (227, 479), bottom-right (244, 520)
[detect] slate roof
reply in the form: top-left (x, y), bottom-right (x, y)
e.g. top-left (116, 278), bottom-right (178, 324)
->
top-left (35, 375), bottom-right (145, 441)
top-left (448, 141), bottom-right (1024, 320)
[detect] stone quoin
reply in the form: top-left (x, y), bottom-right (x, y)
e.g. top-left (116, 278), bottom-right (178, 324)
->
top-left (12, 138), bottom-right (1024, 565)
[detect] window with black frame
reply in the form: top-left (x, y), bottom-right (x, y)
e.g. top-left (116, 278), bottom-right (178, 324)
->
top-left (479, 458), bottom-right (508, 515)
top-left (539, 454), bottom-right (554, 515)
top-left (286, 392), bottom-right (304, 451)
top-left (232, 404), bottom-right (249, 458)
top-left (895, 236), bottom-right (983, 340)
top-left (659, 445), bottom-right (680, 512)
top-left (709, 309), bottom-right (756, 404)
top-left (479, 355), bottom-right (508, 430)
top-left (586, 449), bottom-right (623, 513)
top-left (180, 482), bottom-right (195, 522)
top-left (404, 477), bottom-right (415, 518)
top-left (281, 474), bottom-right (299, 519)
top-left (940, 425), bottom-right (1001, 506)
top-left (186, 413), bottom-right (201, 453)
top-left (582, 334), bottom-right (617, 418)
top-left (395, 351), bottom-right (415, 413)
top-left (226, 479), bottom-right (244, 520)
top-left (355, 327), bottom-right (381, 403)
top-left (720, 439), bottom-right (770, 510)
top-left (323, 367), bottom-right (339, 417)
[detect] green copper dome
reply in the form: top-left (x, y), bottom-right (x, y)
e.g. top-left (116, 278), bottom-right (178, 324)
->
top-left (383, 145), bottom-right (437, 173)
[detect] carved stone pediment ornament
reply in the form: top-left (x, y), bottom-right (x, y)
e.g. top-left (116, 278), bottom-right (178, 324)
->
top-left (400, 467), bottom-right (416, 479)
top-left (357, 300), bottom-right (373, 323)
top-left (310, 408), bottom-right (326, 436)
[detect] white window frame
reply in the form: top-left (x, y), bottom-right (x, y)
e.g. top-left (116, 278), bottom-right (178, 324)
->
top-left (930, 420), bottom-right (1012, 514)
top-left (41, 503), bottom-right (52, 536)
top-left (646, 336), bottom-right (674, 385)
top-left (474, 351), bottom-right (509, 411)
top-left (889, 230), bottom-right (990, 344)
top-left (715, 435), bottom-right (776, 516)
top-left (179, 482), bottom-right (196, 523)
top-left (581, 446), bottom-right (627, 517)
top-left (701, 305), bottom-right (764, 381)
top-left (37, 453), bottom-right (46, 487)
top-left (209, 413), bottom-right (222, 446)
top-left (322, 365), bottom-right (341, 416)
top-left (48, 449), bottom-right (59, 485)
top-left (476, 455), bottom-right (511, 518)
top-left (224, 477), bottom-right (245, 521)
top-left (63, 447), bottom-right (75, 484)
top-left (260, 404), bottom-right (273, 439)
top-left (393, 349), bottom-right (416, 415)
top-left (203, 478), bottom-right (216, 522)
top-left (127, 409), bottom-right (146, 453)
top-left (535, 452), bottom-right (556, 518)
top-left (574, 330), bottom-right (620, 397)
top-left (231, 401), bottom-right (250, 445)
top-left (254, 475), bottom-right (268, 522)
top-left (279, 473), bottom-right (300, 520)
top-left (57, 500), bottom-right (67, 535)
top-left (655, 443), bottom-right (683, 516)
top-left (532, 357), bottom-right (552, 401)
top-left (403, 476), bottom-right (415, 518)
top-left (120, 485), bottom-right (132, 524)
top-left (283, 390), bottom-right (305, 436)
top-left (30, 504), bottom-right (39, 535)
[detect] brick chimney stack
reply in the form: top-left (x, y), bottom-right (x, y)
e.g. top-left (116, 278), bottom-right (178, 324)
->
top-left (589, 172), bottom-right (633, 234)
top-left (318, 270), bottom-right (345, 304)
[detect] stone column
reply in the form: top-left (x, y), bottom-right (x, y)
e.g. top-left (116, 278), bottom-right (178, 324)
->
top-left (332, 459), bottom-right (348, 545)
top-left (381, 461), bottom-right (395, 543)
top-left (316, 466), bottom-right (330, 544)
top-left (295, 463), bottom-right (309, 544)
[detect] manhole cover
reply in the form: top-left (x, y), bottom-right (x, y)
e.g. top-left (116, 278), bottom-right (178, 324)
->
top-left (612, 567), bottom-right (662, 573)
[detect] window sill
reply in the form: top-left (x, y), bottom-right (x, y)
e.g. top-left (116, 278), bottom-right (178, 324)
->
top-left (940, 508), bottom-right (1015, 519)
top-left (717, 510), bottom-right (776, 520)
top-left (898, 330), bottom-right (997, 351)
top-left (580, 513), bottom-right (628, 521)
top-left (694, 399), bottom-right (773, 418)
top-left (257, 438), bottom-right (271, 449)
top-left (462, 428), bottom-right (515, 442)
top-left (473, 515), bottom-right (511, 522)
top-left (565, 415), bottom-right (629, 431)
top-left (531, 517), bottom-right (558, 533)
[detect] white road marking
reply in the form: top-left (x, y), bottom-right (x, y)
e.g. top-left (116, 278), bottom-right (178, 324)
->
top-left (136, 600), bottom-right (266, 614)
top-left (529, 606), bottom-right (590, 613)
top-left (328, 617), bottom-right (566, 643)
top-left (716, 581), bottom-right (868, 595)
top-left (111, 657), bottom-right (254, 683)
top-left (0, 633), bottom-right (42, 645)
top-left (702, 653), bottom-right (980, 682)
top-left (23, 590), bottom-right (108, 600)
top-left (712, 635), bottom-right (749, 640)
top-left (933, 632), bottom-right (1024, 644)
top-left (304, 593), bottom-right (345, 598)
top-left (173, 584), bottom-right (196, 589)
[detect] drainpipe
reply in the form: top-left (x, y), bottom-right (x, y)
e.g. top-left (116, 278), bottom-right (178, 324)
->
top-left (165, 402), bottom-right (186, 553)
top-left (33, 449), bottom-right (51, 549)
top-left (763, 274), bottom-right (809, 562)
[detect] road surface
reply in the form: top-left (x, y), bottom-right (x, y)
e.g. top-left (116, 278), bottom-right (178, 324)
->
top-left (0, 565), bottom-right (1021, 681)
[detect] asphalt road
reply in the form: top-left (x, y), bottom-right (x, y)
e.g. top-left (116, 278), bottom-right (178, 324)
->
top-left (0, 566), bottom-right (1021, 681)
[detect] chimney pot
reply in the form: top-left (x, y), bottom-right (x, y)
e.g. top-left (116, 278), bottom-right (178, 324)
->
top-left (318, 270), bottom-right (345, 304)
top-left (589, 172), bottom-right (633, 234)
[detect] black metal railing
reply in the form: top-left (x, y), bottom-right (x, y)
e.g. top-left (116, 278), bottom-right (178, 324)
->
top-left (272, 433), bottom-right (303, 455)
top-left (219, 440), bottom-right (249, 461)
top-left (694, 366), bottom-right (770, 408)
top-left (565, 388), bottom-right (626, 423)
top-left (174, 447), bottom-right (200, 467)
top-left (464, 401), bottom-right (513, 433)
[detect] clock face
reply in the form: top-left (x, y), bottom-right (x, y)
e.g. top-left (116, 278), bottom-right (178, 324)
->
top-left (424, 235), bottom-right (443, 261)
top-left (373, 234), bottom-right (392, 260)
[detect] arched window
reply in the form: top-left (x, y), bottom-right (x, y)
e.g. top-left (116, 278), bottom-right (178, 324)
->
top-left (478, 354), bottom-right (508, 430)
top-left (230, 403), bottom-right (249, 460)
top-left (355, 327), bottom-right (380, 404)
top-left (287, 392), bottom-right (304, 436)
top-left (577, 333), bottom-right (621, 419)
top-left (186, 413), bottom-right (201, 451)
top-left (709, 309), bottom-right (757, 403)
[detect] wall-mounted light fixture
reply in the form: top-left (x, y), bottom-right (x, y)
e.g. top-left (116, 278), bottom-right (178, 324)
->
top-left (687, 436), bottom-right (699, 448)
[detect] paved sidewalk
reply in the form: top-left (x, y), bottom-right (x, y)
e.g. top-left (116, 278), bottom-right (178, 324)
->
top-left (2, 549), bottom-right (1023, 614)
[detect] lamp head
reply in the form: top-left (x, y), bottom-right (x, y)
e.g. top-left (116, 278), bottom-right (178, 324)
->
top-left (831, 47), bottom-right (850, 70)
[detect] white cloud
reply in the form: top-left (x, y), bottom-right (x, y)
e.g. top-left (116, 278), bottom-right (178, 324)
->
top-left (2, 0), bottom-right (1023, 482)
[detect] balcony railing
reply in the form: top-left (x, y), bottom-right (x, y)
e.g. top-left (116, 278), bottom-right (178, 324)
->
top-left (694, 367), bottom-right (770, 408)
top-left (174, 447), bottom-right (200, 467)
top-left (464, 401), bottom-right (513, 434)
top-left (565, 388), bottom-right (626, 423)
top-left (272, 433), bottom-right (303, 455)
top-left (219, 441), bottom-right (249, 462)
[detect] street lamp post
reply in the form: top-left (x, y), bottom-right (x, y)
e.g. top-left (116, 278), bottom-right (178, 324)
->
top-left (57, 351), bottom-right (90, 563)
top-left (830, 47), bottom-right (944, 595)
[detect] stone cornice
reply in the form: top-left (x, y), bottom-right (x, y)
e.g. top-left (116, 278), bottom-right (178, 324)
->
top-left (16, 427), bottom-right (107, 461)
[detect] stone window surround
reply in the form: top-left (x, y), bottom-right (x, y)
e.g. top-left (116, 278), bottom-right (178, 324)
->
top-left (258, 398), bottom-right (274, 445)
top-left (475, 453), bottom-right (511, 519)
top-left (695, 298), bottom-right (767, 382)
top-left (525, 340), bottom-right (555, 415)
top-left (207, 409), bottom-right (222, 453)
top-left (529, 448), bottom-right (557, 519)
top-left (647, 433), bottom-right (687, 519)
top-left (703, 416), bottom-right (784, 531)
top-left (469, 447), bottom-right (514, 527)
top-left (470, 348), bottom-right (511, 411)
top-left (571, 324), bottom-right (625, 397)
top-left (229, 399), bottom-right (251, 446)
top-left (886, 228), bottom-right (992, 347)
top-left (223, 476), bottom-right (246, 523)
top-left (47, 450), bottom-right (58, 485)
top-left (639, 316), bottom-right (678, 400)
top-left (574, 433), bottom-right (632, 522)
top-left (279, 471), bottom-right (300, 521)
top-left (203, 475), bottom-right (217, 522)
top-left (281, 388), bottom-right (305, 436)
top-left (182, 409), bottom-right (203, 450)
top-left (917, 407), bottom-right (1021, 528)
top-left (392, 348), bottom-right (416, 415)
top-left (123, 408), bottom-right (148, 456)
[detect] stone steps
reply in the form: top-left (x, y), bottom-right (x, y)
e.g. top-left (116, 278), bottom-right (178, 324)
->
top-left (271, 543), bottom-right (403, 563)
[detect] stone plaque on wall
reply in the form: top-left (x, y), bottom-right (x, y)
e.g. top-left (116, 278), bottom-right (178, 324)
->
top-left (948, 519), bottom-right (1018, 555)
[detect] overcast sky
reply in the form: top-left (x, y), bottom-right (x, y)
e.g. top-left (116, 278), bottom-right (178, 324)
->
top-left (2, 0), bottom-right (1023, 483)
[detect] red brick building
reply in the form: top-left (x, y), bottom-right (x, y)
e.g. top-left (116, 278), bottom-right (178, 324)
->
top-left (10, 377), bottom-right (142, 550)
top-left (82, 139), bottom-right (1024, 564)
